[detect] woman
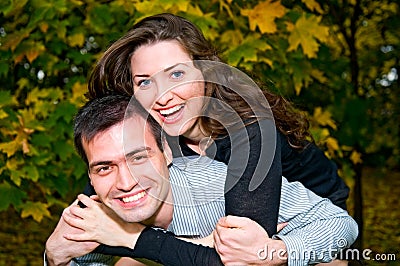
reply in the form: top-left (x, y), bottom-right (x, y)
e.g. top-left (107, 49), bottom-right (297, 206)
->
top-left (84, 13), bottom-right (349, 264)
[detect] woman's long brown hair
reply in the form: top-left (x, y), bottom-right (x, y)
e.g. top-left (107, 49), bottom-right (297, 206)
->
top-left (87, 13), bottom-right (312, 149)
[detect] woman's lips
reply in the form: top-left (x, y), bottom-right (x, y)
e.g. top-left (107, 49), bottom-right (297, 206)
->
top-left (157, 104), bottom-right (184, 124)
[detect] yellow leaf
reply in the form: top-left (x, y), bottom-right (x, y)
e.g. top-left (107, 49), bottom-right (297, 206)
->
top-left (301, 0), bottom-right (324, 14)
top-left (26, 50), bottom-right (40, 63)
top-left (259, 57), bottom-right (274, 68)
top-left (241, 0), bottom-right (286, 34)
top-left (67, 33), bottom-right (85, 47)
top-left (0, 109), bottom-right (8, 119)
top-left (39, 22), bottom-right (49, 33)
top-left (70, 81), bottom-right (87, 106)
top-left (24, 42), bottom-right (46, 63)
top-left (0, 141), bottom-right (19, 157)
top-left (326, 137), bottom-right (339, 152)
top-left (0, 29), bottom-right (31, 51)
top-left (287, 14), bottom-right (329, 58)
top-left (310, 68), bottom-right (327, 83)
top-left (220, 30), bottom-right (244, 47)
top-left (21, 201), bottom-right (51, 222)
top-left (350, 150), bottom-right (363, 165)
top-left (313, 107), bottom-right (337, 130)
top-left (293, 70), bottom-right (312, 95)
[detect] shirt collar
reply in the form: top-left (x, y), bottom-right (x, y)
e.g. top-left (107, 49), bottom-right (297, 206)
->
top-left (167, 161), bottom-right (201, 236)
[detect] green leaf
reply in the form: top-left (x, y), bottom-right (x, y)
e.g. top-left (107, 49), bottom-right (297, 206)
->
top-left (0, 182), bottom-right (27, 211)
top-left (20, 201), bottom-right (51, 222)
top-left (87, 4), bottom-right (115, 34)
top-left (22, 165), bottom-right (40, 182)
top-left (53, 140), bottom-right (74, 161)
top-left (0, 91), bottom-right (17, 107)
top-left (225, 34), bottom-right (272, 67)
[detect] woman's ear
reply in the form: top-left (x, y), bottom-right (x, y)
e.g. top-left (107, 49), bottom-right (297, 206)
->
top-left (162, 138), bottom-right (173, 166)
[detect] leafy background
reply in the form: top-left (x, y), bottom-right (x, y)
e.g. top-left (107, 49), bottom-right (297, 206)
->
top-left (0, 0), bottom-right (399, 265)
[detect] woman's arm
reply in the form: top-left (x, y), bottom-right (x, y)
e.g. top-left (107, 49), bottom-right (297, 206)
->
top-left (221, 120), bottom-right (282, 237)
top-left (64, 194), bottom-right (224, 266)
top-left (279, 131), bottom-right (350, 209)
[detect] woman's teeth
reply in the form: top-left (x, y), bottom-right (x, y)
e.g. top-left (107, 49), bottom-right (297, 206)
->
top-left (159, 105), bottom-right (183, 117)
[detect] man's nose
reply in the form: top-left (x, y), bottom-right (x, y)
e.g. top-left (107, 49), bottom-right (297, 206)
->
top-left (115, 164), bottom-right (138, 191)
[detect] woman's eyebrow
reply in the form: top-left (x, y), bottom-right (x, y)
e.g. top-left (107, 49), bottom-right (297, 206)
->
top-left (163, 62), bottom-right (190, 72)
top-left (133, 74), bottom-right (150, 79)
top-left (133, 63), bottom-right (191, 79)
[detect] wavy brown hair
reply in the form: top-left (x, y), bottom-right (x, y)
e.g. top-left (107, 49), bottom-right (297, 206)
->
top-left (87, 13), bottom-right (312, 148)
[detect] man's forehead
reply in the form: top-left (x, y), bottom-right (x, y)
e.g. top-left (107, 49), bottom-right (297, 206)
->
top-left (123, 116), bottom-right (156, 143)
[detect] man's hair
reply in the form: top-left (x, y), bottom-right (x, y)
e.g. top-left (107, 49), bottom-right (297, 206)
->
top-left (73, 95), bottom-right (164, 165)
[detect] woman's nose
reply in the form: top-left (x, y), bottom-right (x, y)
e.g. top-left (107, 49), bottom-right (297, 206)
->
top-left (155, 86), bottom-right (174, 106)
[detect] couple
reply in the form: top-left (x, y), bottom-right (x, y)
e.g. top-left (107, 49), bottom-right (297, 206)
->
top-left (46, 13), bottom-right (357, 265)
top-left (46, 95), bottom-right (357, 265)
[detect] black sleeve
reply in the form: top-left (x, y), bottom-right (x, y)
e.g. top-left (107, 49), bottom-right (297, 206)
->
top-left (94, 227), bottom-right (223, 266)
top-left (222, 120), bottom-right (281, 237)
top-left (279, 131), bottom-right (349, 209)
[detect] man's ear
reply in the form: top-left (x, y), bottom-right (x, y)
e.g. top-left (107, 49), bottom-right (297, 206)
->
top-left (162, 138), bottom-right (173, 166)
top-left (88, 170), bottom-right (93, 185)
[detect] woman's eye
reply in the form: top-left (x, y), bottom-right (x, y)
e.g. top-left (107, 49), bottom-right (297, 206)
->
top-left (171, 71), bottom-right (184, 79)
top-left (138, 79), bottom-right (152, 88)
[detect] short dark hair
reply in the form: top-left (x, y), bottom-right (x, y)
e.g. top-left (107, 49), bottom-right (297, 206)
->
top-left (73, 95), bottom-right (164, 165)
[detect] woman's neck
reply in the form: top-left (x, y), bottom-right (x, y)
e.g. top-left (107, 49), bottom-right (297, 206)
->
top-left (182, 125), bottom-right (213, 155)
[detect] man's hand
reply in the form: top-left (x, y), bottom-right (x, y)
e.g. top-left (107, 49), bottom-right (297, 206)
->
top-left (45, 200), bottom-right (99, 266)
top-left (213, 215), bottom-right (287, 265)
top-left (63, 194), bottom-right (145, 249)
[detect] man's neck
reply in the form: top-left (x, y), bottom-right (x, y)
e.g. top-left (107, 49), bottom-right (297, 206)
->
top-left (142, 189), bottom-right (174, 230)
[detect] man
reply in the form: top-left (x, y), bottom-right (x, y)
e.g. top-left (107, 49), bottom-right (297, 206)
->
top-left (45, 95), bottom-right (358, 266)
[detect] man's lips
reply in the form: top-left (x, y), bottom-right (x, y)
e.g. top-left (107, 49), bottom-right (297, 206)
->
top-left (115, 190), bottom-right (148, 207)
top-left (120, 191), bottom-right (146, 203)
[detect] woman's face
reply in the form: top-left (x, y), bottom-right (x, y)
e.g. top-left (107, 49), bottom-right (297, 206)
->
top-left (131, 40), bottom-right (206, 139)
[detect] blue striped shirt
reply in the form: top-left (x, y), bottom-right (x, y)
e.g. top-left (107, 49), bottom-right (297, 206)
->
top-left (67, 156), bottom-right (358, 266)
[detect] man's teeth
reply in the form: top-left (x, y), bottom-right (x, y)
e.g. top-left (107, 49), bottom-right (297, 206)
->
top-left (122, 192), bottom-right (146, 203)
top-left (159, 105), bottom-right (183, 116)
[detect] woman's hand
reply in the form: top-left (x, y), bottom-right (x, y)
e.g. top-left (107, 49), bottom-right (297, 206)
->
top-left (62, 194), bottom-right (145, 249)
top-left (213, 215), bottom-right (287, 265)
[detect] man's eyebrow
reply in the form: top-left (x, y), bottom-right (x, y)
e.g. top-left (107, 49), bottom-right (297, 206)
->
top-left (125, 146), bottom-right (151, 158)
top-left (89, 160), bottom-right (112, 169)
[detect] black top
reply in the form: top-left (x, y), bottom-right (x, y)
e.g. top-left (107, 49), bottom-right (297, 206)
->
top-left (87, 121), bottom-right (349, 265)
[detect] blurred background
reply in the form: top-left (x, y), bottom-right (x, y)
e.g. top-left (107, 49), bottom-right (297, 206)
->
top-left (0, 0), bottom-right (399, 265)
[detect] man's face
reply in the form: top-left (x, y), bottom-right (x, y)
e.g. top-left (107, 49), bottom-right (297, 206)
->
top-left (84, 116), bottom-right (172, 224)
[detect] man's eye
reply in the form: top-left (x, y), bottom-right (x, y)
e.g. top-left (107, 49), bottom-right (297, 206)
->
top-left (171, 71), bottom-right (184, 79)
top-left (93, 166), bottom-right (112, 175)
top-left (132, 155), bottom-right (147, 162)
top-left (127, 153), bottom-right (149, 164)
